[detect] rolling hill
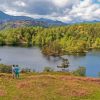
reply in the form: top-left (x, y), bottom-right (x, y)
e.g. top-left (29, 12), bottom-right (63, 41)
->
top-left (0, 11), bottom-right (66, 30)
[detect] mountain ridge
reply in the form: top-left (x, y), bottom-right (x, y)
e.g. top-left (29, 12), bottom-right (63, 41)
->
top-left (0, 11), bottom-right (66, 27)
top-left (0, 11), bottom-right (100, 30)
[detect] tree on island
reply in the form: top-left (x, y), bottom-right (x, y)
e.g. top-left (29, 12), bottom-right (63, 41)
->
top-left (57, 58), bottom-right (70, 71)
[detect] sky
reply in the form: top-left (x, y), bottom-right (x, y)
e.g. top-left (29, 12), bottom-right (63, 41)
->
top-left (0, 0), bottom-right (100, 23)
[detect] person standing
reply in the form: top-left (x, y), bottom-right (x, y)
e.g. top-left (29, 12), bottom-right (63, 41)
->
top-left (12, 65), bottom-right (15, 79)
top-left (15, 65), bottom-right (20, 79)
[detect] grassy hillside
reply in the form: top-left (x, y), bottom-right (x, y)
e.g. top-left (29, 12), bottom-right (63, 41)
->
top-left (0, 73), bottom-right (100, 100)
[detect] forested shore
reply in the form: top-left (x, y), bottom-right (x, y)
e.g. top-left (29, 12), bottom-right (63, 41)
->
top-left (0, 23), bottom-right (100, 56)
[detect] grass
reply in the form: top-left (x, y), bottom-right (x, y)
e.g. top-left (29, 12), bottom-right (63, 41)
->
top-left (0, 72), bottom-right (100, 100)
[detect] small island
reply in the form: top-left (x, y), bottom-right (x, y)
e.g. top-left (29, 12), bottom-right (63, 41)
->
top-left (57, 58), bottom-right (69, 68)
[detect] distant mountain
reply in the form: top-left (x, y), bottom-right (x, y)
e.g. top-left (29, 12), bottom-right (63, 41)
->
top-left (35, 18), bottom-right (65, 26)
top-left (0, 11), bottom-right (34, 21)
top-left (0, 11), bottom-right (66, 29)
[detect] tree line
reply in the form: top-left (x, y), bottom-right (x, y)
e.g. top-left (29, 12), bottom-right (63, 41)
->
top-left (0, 23), bottom-right (100, 56)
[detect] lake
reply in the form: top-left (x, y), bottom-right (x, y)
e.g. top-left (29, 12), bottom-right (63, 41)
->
top-left (0, 46), bottom-right (100, 77)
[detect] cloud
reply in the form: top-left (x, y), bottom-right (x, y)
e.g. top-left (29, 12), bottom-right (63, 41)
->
top-left (14, 1), bottom-right (26, 7)
top-left (70, 0), bottom-right (100, 21)
top-left (0, 0), bottom-right (100, 23)
top-left (52, 0), bottom-right (79, 7)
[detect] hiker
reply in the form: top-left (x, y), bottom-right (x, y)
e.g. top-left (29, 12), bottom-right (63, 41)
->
top-left (14, 65), bottom-right (20, 79)
top-left (12, 65), bottom-right (15, 78)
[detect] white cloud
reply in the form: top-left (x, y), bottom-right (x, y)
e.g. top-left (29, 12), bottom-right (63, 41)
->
top-left (0, 0), bottom-right (100, 23)
top-left (14, 1), bottom-right (26, 7)
top-left (68, 0), bottom-right (100, 22)
top-left (53, 0), bottom-right (79, 7)
top-left (5, 9), bottom-right (27, 16)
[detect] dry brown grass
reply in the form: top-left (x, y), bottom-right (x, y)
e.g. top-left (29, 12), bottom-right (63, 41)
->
top-left (1, 73), bottom-right (100, 100)
top-left (0, 89), bottom-right (6, 96)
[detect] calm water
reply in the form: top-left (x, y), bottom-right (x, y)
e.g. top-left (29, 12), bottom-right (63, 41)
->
top-left (0, 46), bottom-right (100, 77)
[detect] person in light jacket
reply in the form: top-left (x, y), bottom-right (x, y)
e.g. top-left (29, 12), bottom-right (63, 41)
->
top-left (12, 65), bottom-right (15, 79)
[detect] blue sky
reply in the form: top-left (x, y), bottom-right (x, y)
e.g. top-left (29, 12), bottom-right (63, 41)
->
top-left (93, 0), bottom-right (100, 3)
top-left (0, 0), bottom-right (100, 23)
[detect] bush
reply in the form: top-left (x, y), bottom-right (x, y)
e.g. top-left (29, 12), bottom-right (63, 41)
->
top-left (43, 67), bottom-right (54, 72)
top-left (72, 66), bottom-right (86, 76)
top-left (0, 64), bottom-right (12, 73)
top-left (21, 68), bottom-right (31, 73)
